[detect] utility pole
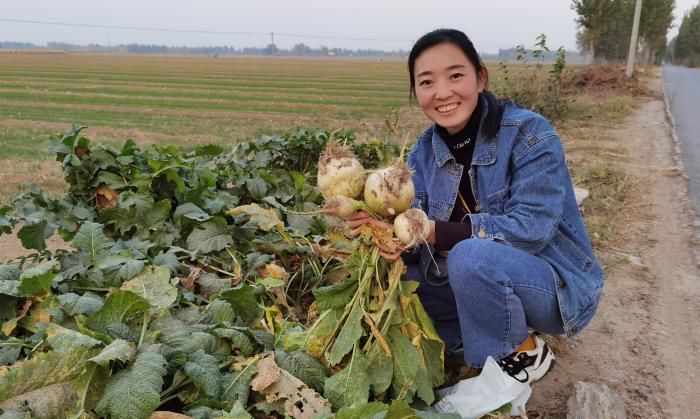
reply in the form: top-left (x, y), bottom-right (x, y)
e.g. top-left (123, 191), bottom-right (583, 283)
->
top-left (270, 32), bottom-right (274, 46)
top-left (626, 0), bottom-right (643, 77)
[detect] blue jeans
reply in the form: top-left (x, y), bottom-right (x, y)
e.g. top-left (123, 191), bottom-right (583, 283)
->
top-left (406, 239), bottom-right (565, 368)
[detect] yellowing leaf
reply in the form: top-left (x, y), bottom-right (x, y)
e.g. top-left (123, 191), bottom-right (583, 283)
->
top-left (227, 204), bottom-right (283, 232)
top-left (96, 185), bottom-right (119, 209)
top-left (120, 266), bottom-right (177, 311)
top-left (252, 356), bottom-right (332, 419)
top-left (260, 263), bottom-right (288, 281)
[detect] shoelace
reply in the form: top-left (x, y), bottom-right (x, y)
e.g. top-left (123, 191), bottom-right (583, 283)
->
top-left (496, 352), bottom-right (536, 383)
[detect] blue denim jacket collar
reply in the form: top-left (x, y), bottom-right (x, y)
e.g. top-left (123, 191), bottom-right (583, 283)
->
top-left (431, 95), bottom-right (497, 168)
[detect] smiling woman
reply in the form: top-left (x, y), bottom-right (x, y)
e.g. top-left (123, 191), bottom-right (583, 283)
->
top-left (399, 29), bottom-right (604, 398)
top-left (412, 43), bottom-right (485, 135)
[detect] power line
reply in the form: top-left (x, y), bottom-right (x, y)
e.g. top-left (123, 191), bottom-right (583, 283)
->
top-left (0, 18), bottom-right (412, 43)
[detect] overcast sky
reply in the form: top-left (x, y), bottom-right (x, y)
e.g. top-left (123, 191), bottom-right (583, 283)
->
top-left (1, 0), bottom-right (697, 53)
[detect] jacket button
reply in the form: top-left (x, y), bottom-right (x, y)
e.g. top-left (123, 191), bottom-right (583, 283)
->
top-left (559, 279), bottom-right (565, 288)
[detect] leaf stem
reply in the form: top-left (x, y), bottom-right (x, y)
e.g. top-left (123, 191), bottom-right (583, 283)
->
top-left (151, 164), bottom-right (190, 178)
top-left (221, 354), bottom-right (260, 399)
top-left (70, 286), bottom-right (111, 292)
top-left (137, 311), bottom-right (149, 349)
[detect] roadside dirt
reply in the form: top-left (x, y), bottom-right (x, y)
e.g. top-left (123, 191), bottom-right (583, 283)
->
top-left (528, 76), bottom-right (700, 418)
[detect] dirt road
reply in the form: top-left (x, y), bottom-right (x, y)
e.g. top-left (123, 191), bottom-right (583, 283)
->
top-left (529, 76), bottom-right (700, 418)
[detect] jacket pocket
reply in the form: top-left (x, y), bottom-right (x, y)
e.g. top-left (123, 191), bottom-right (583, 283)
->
top-left (551, 231), bottom-right (594, 273)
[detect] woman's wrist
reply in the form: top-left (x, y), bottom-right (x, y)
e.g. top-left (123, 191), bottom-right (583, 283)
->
top-left (427, 220), bottom-right (436, 244)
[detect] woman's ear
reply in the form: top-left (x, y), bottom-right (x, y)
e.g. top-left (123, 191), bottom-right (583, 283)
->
top-left (477, 68), bottom-right (488, 93)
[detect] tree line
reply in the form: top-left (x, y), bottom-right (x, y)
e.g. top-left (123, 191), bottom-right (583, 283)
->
top-left (0, 41), bottom-right (406, 58)
top-left (572, 0), bottom-right (675, 66)
top-left (667, 3), bottom-right (700, 66)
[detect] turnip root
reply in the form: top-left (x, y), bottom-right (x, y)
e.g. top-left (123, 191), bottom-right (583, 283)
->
top-left (317, 141), bottom-right (366, 199)
top-left (393, 208), bottom-right (430, 247)
top-left (364, 160), bottom-right (414, 218)
top-left (321, 195), bottom-right (364, 218)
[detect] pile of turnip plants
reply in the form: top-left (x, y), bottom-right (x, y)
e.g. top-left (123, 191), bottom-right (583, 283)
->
top-left (0, 125), bottom-right (457, 419)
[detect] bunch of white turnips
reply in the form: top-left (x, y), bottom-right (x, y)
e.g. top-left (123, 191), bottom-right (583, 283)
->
top-left (316, 140), bottom-right (430, 249)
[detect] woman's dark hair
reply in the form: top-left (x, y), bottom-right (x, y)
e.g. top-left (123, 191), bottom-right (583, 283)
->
top-left (408, 29), bottom-right (503, 139)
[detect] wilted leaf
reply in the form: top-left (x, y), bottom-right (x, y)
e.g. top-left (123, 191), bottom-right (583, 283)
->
top-left (186, 219), bottom-right (233, 255)
top-left (274, 350), bottom-right (328, 394)
top-left (323, 350), bottom-right (370, 409)
top-left (0, 338), bottom-right (23, 366)
top-left (0, 265), bottom-right (21, 297)
top-left (0, 381), bottom-right (78, 419)
top-left (99, 256), bottom-right (145, 283)
top-left (57, 292), bottom-right (103, 316)
top-left (386, 399), bottom-right (419, 418)
top-left (227, 204), bottom-right (283, 232)
top-left (245, 177), bottom-right (268, 200)
top-left (226, 400), bottom-right (253, 419)
top-left (72, 222), bottom-right (114, 265)
top-left (184, 349), bottom-right (222, 399)
top-left (366, 343), bottom-right (394, 396)
top-left (121, 266), bottom-right (177, 311)
top-left (206, 299), bottom-right (236, 324)
top-left (218, 283), bottom-right (262, 326)
top-left (89, 339), bottom-right (136, 366)
top-left (17, 221), bottom-right (53, 251)
top-left (305, 309), bottom-right (341, 359)
top-left (96, 185), bottom-right (119, 209)
top-left (312, 279), bottom-right (358, 311)
top-left (153, 251), bottom-right (180, 272)
top-left (95, 351), bottom-right (168, 419)
top-left (151, 316), bottom-right (197, 356)
top-left (17, 260), bottom-right (57, 298)
top-left (212, 327), bottom-right (255, 357)
top-left (45, 324), bottom-right (102, 352)
top-left (221, 363), bottom-right (257, 405)
top-left (0, 345), bottom-right (99, 402)
top-left (174, 203), bottom-right (211, 223)
top-left (149, 412), bottom-right (192, 419)
top-left (252, 356), bottom-right (332, 419)
top-left (197, 273), bottom-right (230, 299)
top-left (335, 402), bottom-right (388, 419)
top-left (86, 290), bottom-right (150, 334)
top-left (388, 327), bottom-right (420, 402)
top-left (328, 302), bottom-right (364, 366)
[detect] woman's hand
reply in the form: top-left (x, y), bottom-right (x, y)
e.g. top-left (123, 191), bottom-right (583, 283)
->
top-left (346, 211), bottom-right (405, 261)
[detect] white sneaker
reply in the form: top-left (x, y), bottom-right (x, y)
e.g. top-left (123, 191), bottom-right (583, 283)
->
top-left (496, 334), bottom-right (555, 384)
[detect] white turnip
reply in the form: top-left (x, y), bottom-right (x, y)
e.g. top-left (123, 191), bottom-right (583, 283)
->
top-left (364, 160), bottom-right (414, 218)
top-left (393, 208), bottom-right (430, 247)
top-left (317, 141), bottom-right (366, 200)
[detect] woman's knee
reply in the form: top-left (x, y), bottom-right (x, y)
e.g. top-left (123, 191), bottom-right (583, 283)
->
top-left (447, 239), bottom-right (500, 274)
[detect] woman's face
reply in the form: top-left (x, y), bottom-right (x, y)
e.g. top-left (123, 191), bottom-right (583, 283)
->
top-left (413, 43), bottom-right (485, 134)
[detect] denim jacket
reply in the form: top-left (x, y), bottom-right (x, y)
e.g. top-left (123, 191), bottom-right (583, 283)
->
top-left (408, 99), bottom-right (604, 337)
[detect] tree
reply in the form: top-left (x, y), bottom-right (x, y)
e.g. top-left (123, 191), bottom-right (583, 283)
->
top-left (639, 0), bottom-right (674, 65)
top-left (673, 4), bottom-right (700, 66)
top-left (572, 0), bottom-right (673, 65)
